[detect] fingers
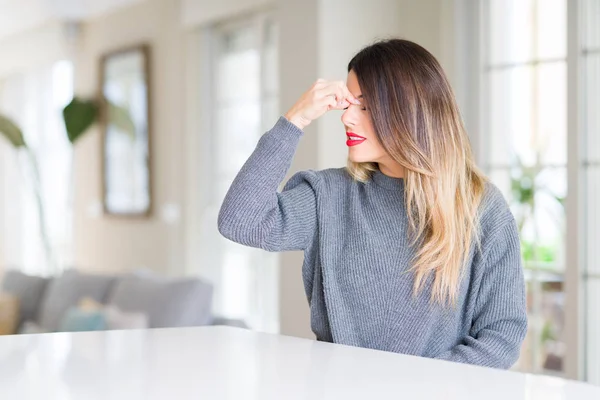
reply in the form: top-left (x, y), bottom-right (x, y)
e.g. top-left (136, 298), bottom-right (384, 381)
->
top-left (322, 96), bottom-right (349, 111)
top-left (332, 99), bottom-right (350, 110)
top-left (323, 96), bottom-right (349, 112)
top-left (316, 80), bottom-right (361, 105)
top-left (342, 86), bottom-right (361, 105)
top-left (325, 96), bottom-right (338, 111)
top-left (328, 81), bottom-right (346, 102)
top-left (309, 79), bottom-right (360, 115)
top-left (316, 85), bottom-right (343, 103)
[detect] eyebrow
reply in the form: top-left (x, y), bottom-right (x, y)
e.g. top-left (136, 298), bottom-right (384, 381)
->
top-left (357, 95), bottom-right (363, 99)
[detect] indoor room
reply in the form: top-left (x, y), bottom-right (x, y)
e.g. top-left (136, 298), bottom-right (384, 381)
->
top-left (0, 0), bottom-right (598, 398)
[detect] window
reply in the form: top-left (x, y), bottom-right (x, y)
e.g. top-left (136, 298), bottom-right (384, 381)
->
top-left (0, 60), bottom-right (74, 276)
top-left (581, 0), bottom-right (600, 386)
top-left (480, 0), bottom-right (568, 374)
top-left (202, 14), bottom-right (279, 332)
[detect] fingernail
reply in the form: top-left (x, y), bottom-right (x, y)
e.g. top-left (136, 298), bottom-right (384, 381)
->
top-left (353, 99), bottom-right (361, 105)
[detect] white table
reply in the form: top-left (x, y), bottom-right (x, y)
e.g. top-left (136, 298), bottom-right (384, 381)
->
top-left (0, 326), bottom-right (598, 399)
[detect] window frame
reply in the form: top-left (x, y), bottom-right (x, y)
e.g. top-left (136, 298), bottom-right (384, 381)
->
top-left (464, 0), bottom-right (585, 379)
top-left (202, 10), bottom-right (280, 333)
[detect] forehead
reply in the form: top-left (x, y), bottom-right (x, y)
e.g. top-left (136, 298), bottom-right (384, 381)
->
top-left (346, 70), bottom-right (362, 95)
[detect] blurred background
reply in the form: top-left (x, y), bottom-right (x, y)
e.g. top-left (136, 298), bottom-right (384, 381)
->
top-left (0, 0), bottom-right (597, 386)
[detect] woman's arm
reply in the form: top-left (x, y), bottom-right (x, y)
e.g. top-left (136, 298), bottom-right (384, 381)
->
top-left (435, 219), bottom-right (528, 369)
top-left (218, 79), bottom-right (360, 252)
top-left (218, 117), bottom-right (319, 251)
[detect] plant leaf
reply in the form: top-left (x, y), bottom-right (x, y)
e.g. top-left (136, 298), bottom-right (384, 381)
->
top-left (63, 97), bottom-right (98, 144)
top-left (0, 113), bottom-right (27, 147)
top-left (107, 101), bottom-right (136, 141)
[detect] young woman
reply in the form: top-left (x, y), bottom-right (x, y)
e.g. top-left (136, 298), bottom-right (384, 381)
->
top-left (218, 39), bottom-right (527, 369)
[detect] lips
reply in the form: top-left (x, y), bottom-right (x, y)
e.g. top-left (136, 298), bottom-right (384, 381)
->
top-left (346, 132), bottom-right (366, 147)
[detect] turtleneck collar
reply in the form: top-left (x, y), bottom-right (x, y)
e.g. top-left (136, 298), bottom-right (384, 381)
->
top-left (371, 169), bottom-right (405, 191)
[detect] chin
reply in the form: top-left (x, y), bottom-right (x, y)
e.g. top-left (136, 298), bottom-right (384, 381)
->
top-left (348, 152), bottom-right (374, 164)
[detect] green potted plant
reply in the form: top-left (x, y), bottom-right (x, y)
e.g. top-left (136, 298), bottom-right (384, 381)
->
top-left (62, 97), bottom-right (99, 144)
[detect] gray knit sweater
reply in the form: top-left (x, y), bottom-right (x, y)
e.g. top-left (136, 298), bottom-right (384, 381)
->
top-left (218, 117), bottom-right (528, 369)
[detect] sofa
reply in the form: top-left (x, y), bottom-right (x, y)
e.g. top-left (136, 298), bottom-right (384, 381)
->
top-left (0, 268), bottom-right (246, 335)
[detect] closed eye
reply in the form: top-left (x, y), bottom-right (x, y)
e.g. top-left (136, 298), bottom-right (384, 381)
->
top-left (343, 105), bottom-right (367, 111)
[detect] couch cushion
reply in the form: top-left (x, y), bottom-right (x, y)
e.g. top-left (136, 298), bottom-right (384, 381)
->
top-left (107, 273), bottom-right (213, 328)
top-left (37, 270), bottom-right (115, 332)
top-left (76, 297), bottom-right (149, 330)
top-left (1, 270), bottom-right (49, 326)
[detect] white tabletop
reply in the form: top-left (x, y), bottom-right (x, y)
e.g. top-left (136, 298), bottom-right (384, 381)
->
top-left (0, 326), bottom-right (598, 400)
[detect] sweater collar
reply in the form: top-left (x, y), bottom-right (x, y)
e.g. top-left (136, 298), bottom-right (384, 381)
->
top-left (371, 170), bottom-right (405, 191)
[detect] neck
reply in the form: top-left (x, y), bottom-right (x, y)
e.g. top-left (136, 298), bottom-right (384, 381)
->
top-left (378, 160), bottom-right (405, 178)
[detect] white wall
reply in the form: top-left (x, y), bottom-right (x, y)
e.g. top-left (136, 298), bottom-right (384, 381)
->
top-left (0, 21), bottom-right (71, 80)
top-left (181, 0), bottom-right (273, 27)
top-left (72, 0), bottom-right (187, 275)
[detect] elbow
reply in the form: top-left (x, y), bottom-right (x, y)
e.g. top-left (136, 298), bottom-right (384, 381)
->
top-left (217, 211), bottom-right (233, 241)
top-left (510, 317), bottom-right (529, 367)
top-left (502, 317), bottom-right (529, 369)
top-left (501, 343), bottom-right (523, 370)
top-left (472, 316), bottom-right (528, 370)
top-left (479, 339), bottom-right (523, 370)
top-left (217, 208), bottom-right (243, 243)
top-left (217, 206), bottom-right (265, 248)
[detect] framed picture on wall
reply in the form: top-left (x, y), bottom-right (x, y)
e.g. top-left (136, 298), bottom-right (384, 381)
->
top-left (99, 44), bottom-right (152, 217)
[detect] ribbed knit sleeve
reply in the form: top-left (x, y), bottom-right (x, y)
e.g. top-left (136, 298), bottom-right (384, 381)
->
top-left (218, 117), bottom-right (319, 252)
top-left (435, 217), bottom-right (528, 368)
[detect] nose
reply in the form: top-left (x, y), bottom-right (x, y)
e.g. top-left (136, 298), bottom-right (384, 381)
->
top-left (341, 106), bottom-right (356, 128)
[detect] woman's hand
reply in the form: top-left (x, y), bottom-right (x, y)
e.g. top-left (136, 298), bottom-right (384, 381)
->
top-left (284, 79), bottom-right (360, 130)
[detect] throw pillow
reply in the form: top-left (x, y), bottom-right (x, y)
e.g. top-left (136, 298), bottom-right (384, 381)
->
top-left (78, 297), bottom-right (103, 312)
top-left (73, 297), bottom-right (149, 331)
top-left (59, 307), bottom-right (107, 332)
top-left (37, 270), bottom-right (115, 332)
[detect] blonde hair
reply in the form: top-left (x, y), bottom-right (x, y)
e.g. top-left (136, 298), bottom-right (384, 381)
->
top-left (347, 39), bottom-right (487, 305)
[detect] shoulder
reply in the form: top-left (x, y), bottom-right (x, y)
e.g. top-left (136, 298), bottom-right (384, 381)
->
top-left (477, 180), bottom-right (520, 252)
top-left (479, 181), bottom-right (514, 224)
top-left (284, 167), bottom-right (357, 192)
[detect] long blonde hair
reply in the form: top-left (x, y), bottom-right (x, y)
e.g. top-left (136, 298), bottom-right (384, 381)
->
top-left (347, 39), bottom-right (487, 306)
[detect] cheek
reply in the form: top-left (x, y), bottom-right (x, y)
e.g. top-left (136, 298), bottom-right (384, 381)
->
top-left (362, 122), bottom-right (384, 154)
top-left (360, 116), bottom-right (378, 142)
top-left (368, 140), bottom-right (388, 160)
top-left (348, 114), bottom-right (388, 161)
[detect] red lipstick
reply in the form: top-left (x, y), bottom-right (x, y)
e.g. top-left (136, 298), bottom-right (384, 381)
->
top-left (346, 132), bottom-right (366, 147)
